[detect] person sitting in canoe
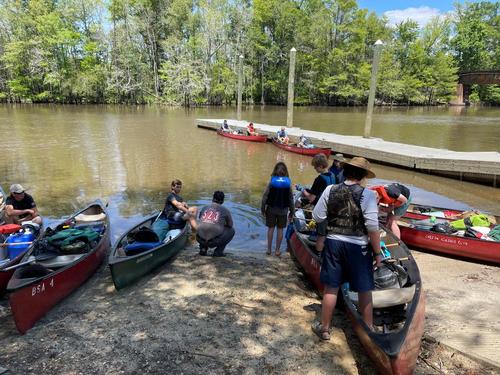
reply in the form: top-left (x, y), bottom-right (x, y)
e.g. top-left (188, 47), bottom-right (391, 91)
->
top-left (221, 120), bottom-right (232, 133)
top-left (276, 127), bottom-right (289, 144)
top-left (246, 122), bottom-right (257, 136)
top-left (370, 183), bottom-right (411, 239)
top-left (4, 184), bottom-right (42, 225)
top-left (195, 191), bottom-right (235, 257)
top-left (311, 157), bottom-right (381, 340)
top-left (297, 134), bottom-right (314, 148)
top-left (329, 153), bottom-right (346, 183)
top-left (160, 179), bottom-right (198, 230)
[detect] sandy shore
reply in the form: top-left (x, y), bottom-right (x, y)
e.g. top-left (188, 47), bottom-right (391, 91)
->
top-left (0, 244), bottom-right (497, 374)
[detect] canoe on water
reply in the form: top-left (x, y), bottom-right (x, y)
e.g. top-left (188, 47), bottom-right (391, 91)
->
top-left (271, 138), bottom-right (331, 157)
top-left (399, 204), bottom-right (500, 264)
top-left (0, 223), bottom-right (44, 295)
top-left (7, 201), bottom-right (110, 334)
top-left (288, 222), bottom-right (425, 375)
top-left (217, 129), bottom-right (268, 143)
top-left (109, 213), bottom-right (189, 290)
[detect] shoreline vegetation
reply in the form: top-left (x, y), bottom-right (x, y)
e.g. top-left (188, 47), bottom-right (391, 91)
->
top-left (0, 1), bottom-right (498, 107)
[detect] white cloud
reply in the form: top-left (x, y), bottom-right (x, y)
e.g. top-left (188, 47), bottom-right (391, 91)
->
top-left (384, 6), bottom-right (442, 28)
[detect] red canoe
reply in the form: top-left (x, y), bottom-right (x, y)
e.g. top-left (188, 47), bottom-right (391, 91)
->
top-left (288, 224), bottom-right (425, 375)
top-left (7, 201), bottom-right (110, 334)
top-left (0, 224), bottom-right (44, 296)
top-left (217, 129), bottom-right (267, 142)
top-left (272, 138), bottom-right (331, 157)
top-left (400, 204), bottom-right (500, 264)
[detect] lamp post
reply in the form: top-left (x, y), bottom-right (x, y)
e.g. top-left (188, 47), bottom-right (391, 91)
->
top-left (287, 47), bottom-right (296, 128)
top-left (363, 40), bottom-right (383, 138)
top-left (237, 54), bottom-right (243, 121)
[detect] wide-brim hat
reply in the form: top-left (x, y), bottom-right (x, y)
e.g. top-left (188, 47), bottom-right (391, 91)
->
top-left (343, 157), bottom-right (376, 178)
top-left (331, 153), bottom-right (347, 162)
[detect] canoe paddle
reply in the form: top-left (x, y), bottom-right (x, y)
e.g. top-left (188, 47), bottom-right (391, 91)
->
top-left (0, 241), bottom-right (33, 247)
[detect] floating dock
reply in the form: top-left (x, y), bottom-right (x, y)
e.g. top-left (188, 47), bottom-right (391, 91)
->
top-left (197, 119), bottom-right (500, 187)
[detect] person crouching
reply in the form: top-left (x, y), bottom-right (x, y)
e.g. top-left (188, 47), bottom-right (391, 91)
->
top-left (196, 191), bottom-right (235, 257)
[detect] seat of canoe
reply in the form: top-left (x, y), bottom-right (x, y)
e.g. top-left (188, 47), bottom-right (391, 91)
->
top-left (38, 254), bottom-right (85, 268)
top-left (75, 212), bottom-right (106, 222)
top-left (348, 284), bottom-right (416, 309)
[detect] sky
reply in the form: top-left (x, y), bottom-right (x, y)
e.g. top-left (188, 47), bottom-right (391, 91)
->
top-left (357, 0), bottom-right (481, 27)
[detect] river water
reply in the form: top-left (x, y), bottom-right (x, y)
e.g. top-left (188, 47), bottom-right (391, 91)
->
top-left (1, 104), bottom-right (499, 251)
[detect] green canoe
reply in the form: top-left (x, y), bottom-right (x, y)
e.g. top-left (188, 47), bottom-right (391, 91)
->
top-left (108, 213), bottom-right (189, 290)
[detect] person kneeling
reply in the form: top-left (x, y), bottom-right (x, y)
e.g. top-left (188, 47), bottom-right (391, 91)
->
top-left (196, 191), bottom-right (235, 257)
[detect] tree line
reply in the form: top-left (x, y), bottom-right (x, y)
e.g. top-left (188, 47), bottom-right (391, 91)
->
top-left (0, 0), bottom-right (498, 106)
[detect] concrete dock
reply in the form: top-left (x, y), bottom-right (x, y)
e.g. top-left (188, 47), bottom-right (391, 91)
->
top-left (197, 119), bottom-right (500, 187)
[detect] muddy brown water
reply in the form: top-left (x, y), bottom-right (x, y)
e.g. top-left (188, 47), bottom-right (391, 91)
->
top-left (0, 104), bottom-right (499, 248)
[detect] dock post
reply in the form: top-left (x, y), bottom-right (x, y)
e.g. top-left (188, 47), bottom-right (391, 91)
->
top-left (287, 47), bottom-right (296, 128)
top-left (364, 40), bottom-right (383, 138)
top-left (237, 54), bottom-right (243, 121)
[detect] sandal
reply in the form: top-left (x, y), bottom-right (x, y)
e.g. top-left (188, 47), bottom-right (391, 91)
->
top-left (311, 321), bottom-right (331, 341)
top-left (275, 250), bottom-right (281, 257)
top-left (266, 250), bottom-right (272, 256)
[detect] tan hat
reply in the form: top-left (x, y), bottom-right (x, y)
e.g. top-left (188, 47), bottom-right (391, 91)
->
top-left (332, 153), bottom-right (346, 162)
top-left (343, 157), bottom-right (376, 178)
top-left (10, 184), bottom-right (25, 194)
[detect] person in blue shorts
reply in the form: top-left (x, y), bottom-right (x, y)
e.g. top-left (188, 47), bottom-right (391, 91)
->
top-left (311, 157), bottom-right (382, 340)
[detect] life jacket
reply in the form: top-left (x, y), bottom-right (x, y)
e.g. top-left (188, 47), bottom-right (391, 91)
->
top-left (319, 172), bottom-right (336, 186)
top-left (369, 185), bottom-right (401, 207)
top-left (326, 184), bottom-right (367, 236)
top-left (450, 214), bottom-right (491, 230)
top-left (267, 176), bottom-right (291, 209)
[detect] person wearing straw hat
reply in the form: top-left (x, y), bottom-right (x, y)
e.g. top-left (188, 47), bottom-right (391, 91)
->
top-left (328, 153), bottom-right (346, 184)
top-left (311, 157), bottom-right (382, 340)
top-left (4, 184), bottom-right (42, 225)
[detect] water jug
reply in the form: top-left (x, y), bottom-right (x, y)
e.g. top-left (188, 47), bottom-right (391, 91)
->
top-left (6, 231), bottom-right (35, 259)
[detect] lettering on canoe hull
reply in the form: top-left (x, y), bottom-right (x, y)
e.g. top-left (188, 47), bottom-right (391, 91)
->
top-left (424, 234), bottom-right (469, 246)
top-left (32, 278), bottom-right (55, 296)
top-left (136, 253), bottom-right (153, 264)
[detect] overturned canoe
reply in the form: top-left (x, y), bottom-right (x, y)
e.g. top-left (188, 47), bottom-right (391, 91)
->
top-left (109, 213), bottom-right (189, 290)
top-left (217, 129), bottom-right (268, 142)
top-left (288, 224), bottom-right (425, 375)
top-left (271, 138), bottom-right (331, 157)
top-left (7, 201), bottom-right (110, 334)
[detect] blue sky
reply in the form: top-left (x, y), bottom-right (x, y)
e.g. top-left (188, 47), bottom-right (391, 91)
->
top-left (357, 1), bottom-right (481, 27)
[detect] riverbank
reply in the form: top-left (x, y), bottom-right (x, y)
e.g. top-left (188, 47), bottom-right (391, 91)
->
top-left (0, 244), bottom-right (497, 374)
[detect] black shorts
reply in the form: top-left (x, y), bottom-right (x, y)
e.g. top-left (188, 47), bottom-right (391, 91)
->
top-left (265, 209), bottom-right (287, 229)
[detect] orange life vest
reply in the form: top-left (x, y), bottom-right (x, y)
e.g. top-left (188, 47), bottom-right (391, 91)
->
top-left (369, 185), bottom-right (402, 207)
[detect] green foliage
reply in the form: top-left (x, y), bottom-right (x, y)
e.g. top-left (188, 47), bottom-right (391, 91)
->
top-left (0, 0), bottom-right (497, 105)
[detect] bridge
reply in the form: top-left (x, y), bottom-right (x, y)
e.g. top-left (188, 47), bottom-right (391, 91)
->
top-left (451, 70), bottom-right (500, 105)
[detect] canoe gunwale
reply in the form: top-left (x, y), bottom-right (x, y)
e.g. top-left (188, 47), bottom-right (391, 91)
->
top-left (216, 129), bottom-right (268, 142)
top-left (271, 138), bottom-right (332, 156)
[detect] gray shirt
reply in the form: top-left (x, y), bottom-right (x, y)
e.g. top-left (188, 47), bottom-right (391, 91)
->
top-left (312, 181), bottom-right (379, 245)
top-left (197, 203), bottom-right (233, 241)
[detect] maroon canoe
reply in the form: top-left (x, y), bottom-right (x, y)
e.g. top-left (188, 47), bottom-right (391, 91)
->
top-left (217, 129), bottom-right (267, 143)
top-left (400, 205), bottom-right (500, 264)
top-left (289, 224), bottom-right (425, 375)
top-left (272, 138), bottom-right (331, 157)
top-left (0, 224), bottom-right (44, 295)
top-left (7, 201), bottom-right (110, 334)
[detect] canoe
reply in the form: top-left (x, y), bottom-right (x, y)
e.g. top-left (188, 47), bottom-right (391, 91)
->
top-left (288, 223), bottom-right (425, 375)
top-left (217, 129), bottom-right (268, 143)
top-left (0, 223), bottom-right (44, 295)
top-left (271, 138), bottom-right (331, 157)
top-left (399, 204), bottom-right (500, 264)
top-left (7, 201), bottom-right (110, 334)
top-left (108, 213), bottom-right (189, 290)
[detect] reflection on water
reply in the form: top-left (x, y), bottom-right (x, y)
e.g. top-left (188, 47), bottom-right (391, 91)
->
top-left (1, 104), bottom-right (499, 249)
